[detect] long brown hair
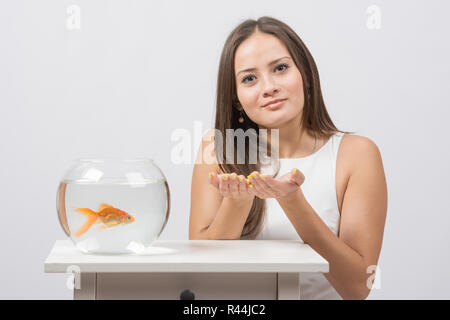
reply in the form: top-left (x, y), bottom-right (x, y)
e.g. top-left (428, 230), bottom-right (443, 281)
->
top-left (214, 16), bottom-right (350, 239)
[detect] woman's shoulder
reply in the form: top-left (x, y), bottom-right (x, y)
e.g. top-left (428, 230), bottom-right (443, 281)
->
top-left (339, 133), bottom-right (383, 172)
top-left (340, 133), bottom-right (381, 153)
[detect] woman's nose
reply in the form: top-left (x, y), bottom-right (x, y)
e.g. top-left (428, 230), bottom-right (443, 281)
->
top-left (261, 76), bottom-right (280, 96)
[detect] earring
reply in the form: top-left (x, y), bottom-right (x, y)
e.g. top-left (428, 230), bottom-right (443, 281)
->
top-left (238, 110), bottom-right (245, 123)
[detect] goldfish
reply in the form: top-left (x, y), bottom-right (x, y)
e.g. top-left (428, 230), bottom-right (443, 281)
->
top-left (73, 203), bottom-right (135, 238)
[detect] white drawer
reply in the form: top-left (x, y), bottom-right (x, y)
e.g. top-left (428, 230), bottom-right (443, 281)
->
top-left (96, 272), bottom-right (277, 300)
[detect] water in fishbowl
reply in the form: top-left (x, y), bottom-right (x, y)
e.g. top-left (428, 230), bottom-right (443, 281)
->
top-left (57, 178), bottom-right (170, 254)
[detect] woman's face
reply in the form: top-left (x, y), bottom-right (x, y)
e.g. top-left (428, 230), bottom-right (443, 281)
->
top-left (234, 31), bottom-right (305, 129)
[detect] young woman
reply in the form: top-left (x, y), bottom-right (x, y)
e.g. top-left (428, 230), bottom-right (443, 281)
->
top-left (189, 16), bottom-right (387, 300)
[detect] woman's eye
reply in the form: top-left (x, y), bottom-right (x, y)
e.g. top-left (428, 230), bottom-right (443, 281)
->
top-left (242, 75), bottom-right (255, 84)
top-left (275, 63), bottom-right (289, 72)
top-left (241, 64), bottom-right (289, 84)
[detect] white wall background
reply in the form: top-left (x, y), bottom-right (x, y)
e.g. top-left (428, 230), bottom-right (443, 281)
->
top-left (0, 0), bottom-right (449, 299)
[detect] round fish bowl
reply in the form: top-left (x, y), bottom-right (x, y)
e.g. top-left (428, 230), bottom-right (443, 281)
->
top-left (56, 158), bottom-right (170, 254)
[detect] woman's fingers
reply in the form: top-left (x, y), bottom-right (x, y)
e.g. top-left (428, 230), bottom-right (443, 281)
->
top-left (218, 174), bottom-right (230, 196)
top-left (211, 172), bottom-right (257, 199)
top-left (211, 169), bottom-right (304, 199)
top-left (208, 172), bottom-right (220, 189)
top-left (228, 173), bottom-right (240, 197)
top-left (248, 172), bottom-right (273, 198)
top-left (237, 175), bottom-right (247, 193)
top-left (290, 168), bottom-right (305, 186)
top-left (247, 179), bottom-right (257, 196)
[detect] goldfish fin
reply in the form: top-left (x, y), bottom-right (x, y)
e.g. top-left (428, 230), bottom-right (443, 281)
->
top-left (74, 208), bottom-right (98, 216)
top-left (98, 203), bottom-right (114, 211)
top-left (74, 215), bottom-right (98, 238)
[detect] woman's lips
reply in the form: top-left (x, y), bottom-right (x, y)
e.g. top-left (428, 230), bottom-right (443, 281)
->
top-left (263, 99), bottom-right (287, 110)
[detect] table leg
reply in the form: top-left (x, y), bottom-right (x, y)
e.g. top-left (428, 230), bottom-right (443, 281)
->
top-left (277, 273), bottom-right (300, 300)
top-left (74, 272), bottom-right (96, 300)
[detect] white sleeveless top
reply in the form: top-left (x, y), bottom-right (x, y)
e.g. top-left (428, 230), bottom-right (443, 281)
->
top-left (256, 132), bottom-right (345, 300)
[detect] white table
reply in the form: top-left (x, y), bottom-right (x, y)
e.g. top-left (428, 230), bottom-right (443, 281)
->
top-left (44, 240), bottom-right (328, 300)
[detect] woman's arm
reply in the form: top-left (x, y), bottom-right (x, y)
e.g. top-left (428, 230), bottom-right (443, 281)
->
top-left (203, 197), bottom-right (253, 240)
top-left (277, 135), bottom-right (387, 299)
top-left (189, 130), bottom-right (254, 240)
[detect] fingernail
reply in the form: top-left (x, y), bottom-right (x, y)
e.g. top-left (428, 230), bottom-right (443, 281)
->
top-left (238, 176), bottom-right (243, 181)
top-left (245, 179), bottom-right (250, 184)
top-left (208, 172), bottom-right (212, 179)
top-left (259, 174), bottom-right (264, 179)
top-left (249, 184), bottom-right (253, 188)
top-left (293, 168), bottom-right (297, 175)
top-left (223, 174), bottom-right (228, 180)
top-left (231, 173), bottom-right (237, 179)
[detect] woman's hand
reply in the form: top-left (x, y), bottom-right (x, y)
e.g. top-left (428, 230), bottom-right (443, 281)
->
top-left (208, 172), bottom-right (255, 202)
top-left (246, 168), bottom-right (305, 200)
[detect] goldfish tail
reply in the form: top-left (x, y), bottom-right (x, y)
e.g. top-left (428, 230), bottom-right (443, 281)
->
top-left (74, 215), bottom-right (98, 238)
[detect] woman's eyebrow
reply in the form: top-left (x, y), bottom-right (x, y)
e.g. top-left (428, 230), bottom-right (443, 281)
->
top-left (236, 56), bottom-right (291, 77)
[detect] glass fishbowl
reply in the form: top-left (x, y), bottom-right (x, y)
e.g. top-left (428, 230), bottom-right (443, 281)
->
top-left (56, 158), bottom-right (170, 254)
